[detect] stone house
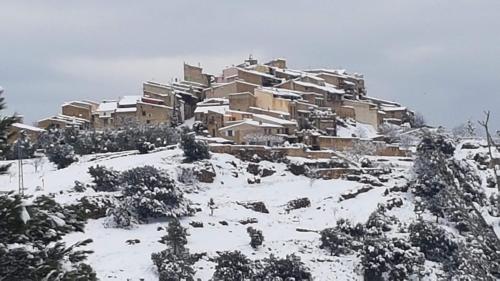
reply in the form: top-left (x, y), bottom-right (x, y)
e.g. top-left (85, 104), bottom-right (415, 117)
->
top-left (218, 119), bottom-right (285, 145)
top-left (204, 80), bottom-right (259, 99)
top-left (61, 101), bottom-right (98, 121)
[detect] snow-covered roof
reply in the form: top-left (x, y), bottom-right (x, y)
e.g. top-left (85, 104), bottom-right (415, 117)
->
top-left (12, 123), bottom-right (45, 132)
top-left (380, 106), bottom-right (407, 112)
top-left (96, 101), bottom-right (118, 112)
top-left (292, 80), bottom-right (345, 95)
top-left (118, 95), bottom-right (141, 107)
top-left (259, 87), bottom-right (302, 99)
top-left (115, 107), bottom-right (137, 113)
top-left (62, 100), bottom-right (95, 108)
top-left (194, 105), bottom-right (229, 115)
top-left (252, 114), bottom-right (297, 126)
top-left (38, 114), bottom-right (89, 125)
top-left (219, 119), bottom-right (283, 131)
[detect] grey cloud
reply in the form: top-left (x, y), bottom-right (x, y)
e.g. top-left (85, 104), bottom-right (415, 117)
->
top-left (1, 0), bottom-right (499, 128)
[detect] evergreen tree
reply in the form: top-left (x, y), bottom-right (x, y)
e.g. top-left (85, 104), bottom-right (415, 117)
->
top-left (0, 192), bottom-right (96, 279)
top-left (180, 131), bottom-right (210, 162)
top-left (0, 88), bottom-right (17, 173)
top-left (159, 219), bottom-right (188, 256)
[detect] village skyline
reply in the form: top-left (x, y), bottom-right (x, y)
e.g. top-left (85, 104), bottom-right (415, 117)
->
top-left (1, 1), bottom-right (500, 129)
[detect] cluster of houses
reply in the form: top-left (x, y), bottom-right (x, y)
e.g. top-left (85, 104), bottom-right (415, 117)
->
top-left (30, 56), bottom-right (414, 154)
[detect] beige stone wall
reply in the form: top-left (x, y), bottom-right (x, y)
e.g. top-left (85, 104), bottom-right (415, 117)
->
top-left (318, 136), bottom-right (356, 151)
top-left (228, 92), bottom-right (256, 111)
top-left (335, 105), bottom-right (356, 119)
top-left (254, 88), bottom-right (291, 113)
top-left (317, 73), bottom-right (342, 87)
top-left (205, 81), bottom-right (258, 99)
top-left (184, 63), bottom-right (209, 86)
top-left (219, 123), bottom-right (282, 144)
top-left (265, 59), bottom-right (286, 69)
top-left (237, 69), bottom-right (263, 85)
top-left (62, 105), bottom-right (92, 121)
top-left (137, 102), bottom-right (172, 125)
top-left (37, 119), bottom-right (66, 129)
top-left (114, 111), bottom-right (138, 127)
top-left (342, 100), bottom-right (380, 128)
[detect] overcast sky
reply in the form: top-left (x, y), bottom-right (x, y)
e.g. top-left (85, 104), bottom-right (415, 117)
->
top-left (1, 1), bottom-right (499, 129)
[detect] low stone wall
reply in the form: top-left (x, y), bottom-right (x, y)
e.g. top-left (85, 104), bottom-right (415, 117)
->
top-left (209, 144), bottom-right (338, 160)
top-left (209, 142), bottom-right (410, 159)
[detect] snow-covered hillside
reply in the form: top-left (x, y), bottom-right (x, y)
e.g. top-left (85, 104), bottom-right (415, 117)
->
top-left (1, 137), bottom-right (499, 280)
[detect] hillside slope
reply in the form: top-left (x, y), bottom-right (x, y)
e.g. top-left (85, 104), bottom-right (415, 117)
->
top-left (0, 138), bottom-right (499, 280)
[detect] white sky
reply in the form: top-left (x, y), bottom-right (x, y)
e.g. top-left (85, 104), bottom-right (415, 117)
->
top-left (1, 0), bottom-right (499, 129)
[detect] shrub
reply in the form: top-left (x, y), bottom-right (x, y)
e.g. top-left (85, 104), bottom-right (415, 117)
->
top-left (212, 251), bottom-right (254, 281)
top-left (361, 237), bottom-right (424, 281)
top-left (409, 220), bottom-right (458, 263)
top-left (181, 132), bottom-right (210, 162)
top-left (120, 166), bottom-right (193, 221)
top-left (247, 227), bottom-right (264, 249)
top-left (256, 254), bottom-right (312, 281)
top-left (88, 165), bottom-right (121, 192)
top-left (320, 218), bottom-right (365, 256)
top-left (46, 143), bottom-right (78, 169)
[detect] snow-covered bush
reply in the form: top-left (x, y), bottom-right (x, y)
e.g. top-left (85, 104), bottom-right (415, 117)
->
top-left (135, 137), bottom-right (155, 154)
top-left (212, 251), bottom-right (254, 281)
top-left (361, 237), bottom-right (424, 281)
top-left (88, 165), bottom-right (121, 192)
top-left (119, 166), bottom-right (193, 221)
top-left (104, 202), bottom-right (139, 229)
top-left (180, 131), bottom-right (210, 162)
top-left (247, 227), bottom-right (264, 249)
top-left (365, 205), bottom-right (399, 234)
top-left (255, 254), bottom-right (312, 281)
top-left (320, 218), bottom-right (365, 256)
top-left (409, 220), bottom-right (458, 263)
top-left (46, 143), bottom-right (78, 169)
top-left (6, 137), bottom-right (36, 160)
top-left (37, 124), bottom-right (180, 156)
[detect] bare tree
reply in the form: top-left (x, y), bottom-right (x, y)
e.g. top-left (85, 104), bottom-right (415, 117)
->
top-left (478, 111), bottom-right (500, 212)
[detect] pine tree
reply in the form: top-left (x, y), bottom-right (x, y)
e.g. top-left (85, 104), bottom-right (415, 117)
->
top-left (181, 131), bottom-right (210, 162)
top-left (0, 88), bottom-right (17, 173)
top-left (159, 219), bottom-right (188, 256)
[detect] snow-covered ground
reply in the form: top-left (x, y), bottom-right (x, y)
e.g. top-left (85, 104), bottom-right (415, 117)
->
top-left (0, 140), bottom-right (498, 280)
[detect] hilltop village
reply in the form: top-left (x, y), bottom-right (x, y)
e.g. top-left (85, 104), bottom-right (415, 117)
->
top-left (28, 57), bottom-right (417, 156)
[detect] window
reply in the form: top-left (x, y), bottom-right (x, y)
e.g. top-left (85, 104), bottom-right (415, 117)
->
top-left (227, 130), bottom-right (233, 137)
top-left (142, 111), bottom-right (146, 116)
top-left (146, 120), bottom-right (151, 124)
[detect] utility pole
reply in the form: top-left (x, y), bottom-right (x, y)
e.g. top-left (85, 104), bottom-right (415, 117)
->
top-left (17, 130), bottom-right (25, 196)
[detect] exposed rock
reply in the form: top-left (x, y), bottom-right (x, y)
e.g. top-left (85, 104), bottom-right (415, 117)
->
top-left (386, 198), bottom-right (404, 210)
top-left (339, 185), bottom-right (373, 201)
top-left (219, 220), bottom-right (228, 226)
top-left (126, 239), bottom-right (140, 245)
top-left (285, 198), bottom-right (311, 212)
top-left (247, 163), bottom-right (260, 175)
top-left (194, 161), bottom-right (216, 183)
top-left (237, 201), bottom-right (269, 214)
top-left (247, 177), bottom-right (261, 184)
top-left (462, 142), bottom-right (480, 149)
top-left (190, 221), bottom-right (204, 228)
top-left (239, 218), bottom-right (258, 225)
